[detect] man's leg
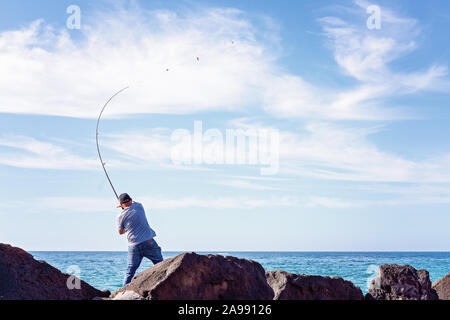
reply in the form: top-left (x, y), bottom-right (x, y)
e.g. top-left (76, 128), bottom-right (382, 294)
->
top-left (123, 244), bottom-right (143, 286)
top-left (142, 239), bottom-right (163, 265)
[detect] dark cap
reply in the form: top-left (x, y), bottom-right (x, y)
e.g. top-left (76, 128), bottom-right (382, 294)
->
top-left (119, 193), bottom-right (132, 204)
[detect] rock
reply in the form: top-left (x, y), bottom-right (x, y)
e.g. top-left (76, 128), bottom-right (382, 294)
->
top-left (101, 289), bottom-right (111, 296)
top-left (432, 273), bottom-right (450, 300)
top-left (110, 252), bottom-right (274, 300)
top-left (365, 264), bottom-right (438, 300)
top-left (92, 290), bottom-right (112, 300)
top-left (112, 290), bottom-right (145, 300)
top-left (266, 270), bottom-right (363, 300)
top-left (92, 296), bottom-right (110, 300)
top-left (0, 243), bottom-right (109, 300)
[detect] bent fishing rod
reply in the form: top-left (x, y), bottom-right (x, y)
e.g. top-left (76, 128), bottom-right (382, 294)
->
top-left (96, 86), bottom-right (129, 201)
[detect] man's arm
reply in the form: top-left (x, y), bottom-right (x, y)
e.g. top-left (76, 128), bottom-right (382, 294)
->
top-left (117, 212), bottom-right (126, 235)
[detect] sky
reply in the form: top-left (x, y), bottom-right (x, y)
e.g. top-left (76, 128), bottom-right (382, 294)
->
top-left (1, 0), bottom-right (450, 251)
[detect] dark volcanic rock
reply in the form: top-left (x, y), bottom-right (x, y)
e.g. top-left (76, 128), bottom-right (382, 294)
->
top-left (365, 264), bottom-right (438, 300)
top-left (432, 273), bottom-right (450, 300)
top-left (111, 252), bottom-right (274, 300)
top-left (0, 243), bottom-right (109, 300)
top-left (266, 270), bottom-right (363, 300)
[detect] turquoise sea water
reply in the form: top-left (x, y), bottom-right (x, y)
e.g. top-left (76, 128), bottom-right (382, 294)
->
top-left (30, 251), bottom-right (450, 294)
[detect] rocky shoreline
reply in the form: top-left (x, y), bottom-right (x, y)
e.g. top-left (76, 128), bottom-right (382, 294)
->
top-left (1, 243), bottom-right (448, 300)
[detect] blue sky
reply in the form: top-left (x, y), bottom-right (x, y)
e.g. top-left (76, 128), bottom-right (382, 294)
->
top-left (1, 0), bottom-right (450, 251)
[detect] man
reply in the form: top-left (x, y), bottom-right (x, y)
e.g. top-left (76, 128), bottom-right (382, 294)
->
top-left (117, 193), bottom-right (163, 285)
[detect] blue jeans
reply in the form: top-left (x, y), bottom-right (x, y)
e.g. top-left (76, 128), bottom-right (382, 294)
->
top-left (124, 239), bottom-right (163, 286)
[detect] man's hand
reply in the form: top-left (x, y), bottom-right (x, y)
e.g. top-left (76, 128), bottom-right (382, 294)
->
top-left (118, 229), bottom-right (125, 235)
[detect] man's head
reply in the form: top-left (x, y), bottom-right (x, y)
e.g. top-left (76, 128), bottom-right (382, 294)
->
top-left (118, 193), bottom-right (133, 208)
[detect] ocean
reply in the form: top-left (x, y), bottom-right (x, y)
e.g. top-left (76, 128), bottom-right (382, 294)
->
top-left (30, 251), bottom-right (450, 294)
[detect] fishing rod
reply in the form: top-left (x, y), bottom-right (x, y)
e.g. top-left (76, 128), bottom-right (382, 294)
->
top-left (95, 86), bottom-right (129, 200)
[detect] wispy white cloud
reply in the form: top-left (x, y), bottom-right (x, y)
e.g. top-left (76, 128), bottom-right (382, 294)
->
top-left (279, 122), bottom-right (450, 183)
top-left (309, 6), bottom-right (447, 119)
top-left (306, 196), bottom-right (356, 209)
top-left (11, 194), bottom-right (323, 212)
top-left (1, 3), bottom-right (449, 198)
top-left (0, 135), bottom-right (99, 170)
top-left (0, 8), bottom-right (278, 118)
top-left (222, 119), bottom-right (450, 183)
top-left (220, 174), bottom-right (289, 182)
top-left (216, 179), bottom-right (280, 191)
top-left (6, 182), bottom-right (450, 213)
top-left (102, 130), bottom-right (172, 164)
top-left (1, 3), bottom-right (443, 122)
top-left (348, 183), bottom-right (450, 206)
top-left (5, 118), bottom-right (448, 185)
top-left (97, 116), bottom-right (450, 184)
top-left (140, 195), bottom-right (298, 210)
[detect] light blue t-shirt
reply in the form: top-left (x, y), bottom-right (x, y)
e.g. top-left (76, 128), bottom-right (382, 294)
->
top-left (117, 202), bottom-right (156, 245)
